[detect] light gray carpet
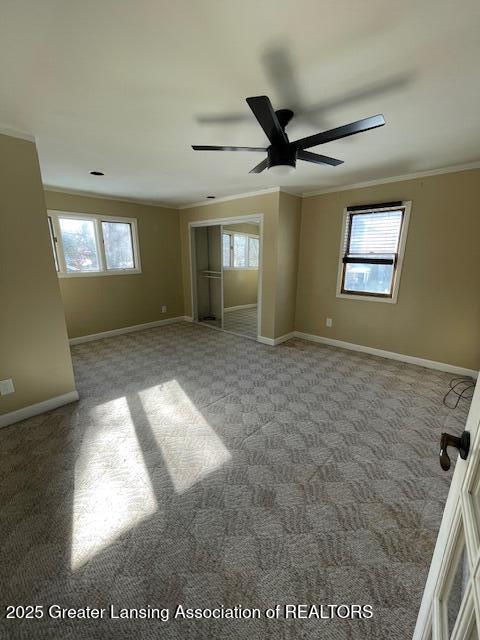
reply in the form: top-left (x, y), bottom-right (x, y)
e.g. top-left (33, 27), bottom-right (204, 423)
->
top-left (223, 306), bottom-right (257, 338)
top-left (0, 322), bottom-right (471, 640)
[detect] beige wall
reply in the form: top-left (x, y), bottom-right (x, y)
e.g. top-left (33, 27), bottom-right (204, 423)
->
top-left (0, 135), bottom-right (76, 416)
top-left (3, 133), bottom-right (475, 424)
top-left (45, 191), bottom-right (184, 338)
top-left (179, 192), bottom-right (280, 339)
top-left (296, 169), bottom-right (480, 370)
top-left (223, 222), bottom-right (259, 309)
top-left (276, 192), bottom-right (301, 337)
top-left (223, 270), bottom-right (258, 308)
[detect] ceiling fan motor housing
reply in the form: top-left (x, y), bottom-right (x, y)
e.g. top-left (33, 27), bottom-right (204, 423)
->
top-left (267, 144), bottom-right (296, 170)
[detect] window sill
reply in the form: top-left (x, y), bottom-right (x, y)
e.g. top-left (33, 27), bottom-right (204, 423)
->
top-left (336, 292), bottom-right (397, 304)
top-left (58, 269), bottom-right (142, 279)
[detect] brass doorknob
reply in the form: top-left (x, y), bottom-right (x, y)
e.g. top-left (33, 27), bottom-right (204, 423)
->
top-left (439, 431), bottom-right (470, 471)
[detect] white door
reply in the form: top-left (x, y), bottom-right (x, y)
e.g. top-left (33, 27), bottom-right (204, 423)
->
top-left (415, 377), bottom-right (480, 639)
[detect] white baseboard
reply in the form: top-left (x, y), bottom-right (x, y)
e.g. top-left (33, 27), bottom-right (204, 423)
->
top-left (257, 332), bottom-right (295, 346)
top-left (69, 316), bottom-right (189, 345)
top-left (0, 390), bottom-right (79, 429)
top-left (293, 331), bottom-right (478, 378)
top-left (67, 316), bottom-right (477, 377)
top-left (224, 304), bottom-right (257, 312)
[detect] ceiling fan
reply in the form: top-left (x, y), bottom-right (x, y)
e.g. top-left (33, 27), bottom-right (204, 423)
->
top-left (192, 95), bottom-right (385, 175)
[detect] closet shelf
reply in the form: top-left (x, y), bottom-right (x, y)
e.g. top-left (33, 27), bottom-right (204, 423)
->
top-left (200, 269), bottom-right (222, 279)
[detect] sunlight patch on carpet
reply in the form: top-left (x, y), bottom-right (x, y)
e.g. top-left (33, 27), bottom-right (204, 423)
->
top-left (71, 396), bottom-right (157, 570)
top-left (138, 380), bottom-right (231, 493)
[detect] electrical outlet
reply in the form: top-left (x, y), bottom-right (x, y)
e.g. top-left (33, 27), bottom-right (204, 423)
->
top-left (326, 318), bottom-right (333, 328)
top-left (0, 378), bottom-right (15, 395)
top-left (161, 305), bottom-right (167, 314)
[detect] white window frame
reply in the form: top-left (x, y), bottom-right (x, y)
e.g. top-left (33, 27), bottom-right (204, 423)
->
top-left (222, 231), bottom-right (260, 270)
top-left (47, 210), bottom-right (142, 278)
top-left (335, 201), bottom-right (411, 304)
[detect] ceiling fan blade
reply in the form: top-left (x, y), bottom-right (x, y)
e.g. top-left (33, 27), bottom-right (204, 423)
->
top-left (246, 96), bottom-right (289, 145)
top-left (293, 114), bottom-right (385, 150)
top-left (249, 158), bottom-right (269, 174)
top-left (262, 46), bottom-right (303, 113)
top-left (192, 145), bottom-right (266, 152)
top-left (297, 150), bottom-right (343, 167)
top-left (196, 113), bottom-right (249, 124)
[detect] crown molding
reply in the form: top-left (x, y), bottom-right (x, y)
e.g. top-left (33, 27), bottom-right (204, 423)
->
top-left (0, 126), bottom-right (35, 143)
top-left (278, 187), bottom-right (302, 198)
top-left (39, 161), bottom-right (480, 212)
top-left (301, 161), bottom-right (480, 198)
top-left (176, 161), bottom-right (480, 209)
top-left (178, 186), bottom-right (282, 210)
top-left (43, 186), bottom-right (177, 210)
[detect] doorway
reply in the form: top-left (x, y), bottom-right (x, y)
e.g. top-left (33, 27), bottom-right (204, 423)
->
top-left (189, 214), bottom-right (262, 340)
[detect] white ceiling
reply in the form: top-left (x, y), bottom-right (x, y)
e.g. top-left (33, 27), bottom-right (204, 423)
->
top-left (1, 0), bottom-right (479, 207)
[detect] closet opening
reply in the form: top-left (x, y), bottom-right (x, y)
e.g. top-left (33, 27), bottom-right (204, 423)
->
top-left (189, 215), bottom-right (262, 341)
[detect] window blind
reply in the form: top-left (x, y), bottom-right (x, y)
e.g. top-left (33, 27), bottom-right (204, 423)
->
top-left (343, 209), bottom-right (403, 265)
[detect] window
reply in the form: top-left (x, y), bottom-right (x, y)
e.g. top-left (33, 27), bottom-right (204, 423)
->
top-left (233, 234), bottom-right (247, 267)
top-left (47, 211), bottom-right (141, 277)
top-left (48, 216), bottom-right (59, 272)
top-left (337, 201), bottom-right (411, 302)
top-left (59, 217), bottom-right (100, 272)
top-left (222, 233), bottom-right (231, 269)
top-left (248, 236), bottom-right (259, 267)
top-left (222, 232), bottom-right (259, 269)
top-left (102, 221), bottom-right (135, 270)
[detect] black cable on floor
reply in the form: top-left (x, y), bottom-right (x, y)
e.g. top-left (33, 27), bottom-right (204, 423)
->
top-left (443, 376), bottom-right (475, 409)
